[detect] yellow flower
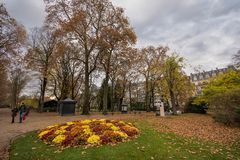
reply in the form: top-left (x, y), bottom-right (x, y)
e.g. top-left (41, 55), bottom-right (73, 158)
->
top-left (55, 129), bottom-right (66, 135)
top-left (119, 121), bottom-right (125, 125)
top-left (111, 126), bottom-right (120, 131)
top-left (81, 120), bottom-right (92, 125)
top-left (46, 125), bottom-right (58, 129)
top-left (82, 125), bottom-right (90, 129)
top-left (106, 123), bottom-right (113, 127)
top-left (128, 126), bottom-right (139, 133)
top-left (52, 135), bottom-right (66, 144)
top-left (99, 119), bottom-right (106, 123)
top-left (87, 135), bottom-right (100, 144)
top-left (66, 122), bottom-right (74, 125)
top-left (38, 119), bottom-right (139, 147)
top-left (60, 126), bottom-right (68, 130)
top-left (127, 122), bottom-right (133, 126)
top-left (38, 130), bottom-right (51, 138)
top-left (114, 131), bottom-right (128, 139)
top-left (83, 128), bottom-right (92, 135)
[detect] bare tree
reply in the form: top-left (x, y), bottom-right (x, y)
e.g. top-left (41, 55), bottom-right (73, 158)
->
top-left (136, 46), bottom-right (168, 111)
top-left (26, 28), bottom-right (58, 112)
top-left (44, 0), bottom-right (135, 114)
top-left (0, 4), bottom-right (26, 60)
top-left (0, 4), bottom-right (26, 102)
top-left (233, 50), bottom-right (240, 68)
top-left (9, 67), bottom-right (29, 108)
top-left (49, 42), bottom-right (84, 101)
top-left (99, 8), bottom-right (136, 114)
top-left (0, 60), bottom-right (10, 105)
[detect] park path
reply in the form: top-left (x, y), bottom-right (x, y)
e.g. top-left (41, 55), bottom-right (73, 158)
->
top-left (0, 108), bottom-right (137, 160)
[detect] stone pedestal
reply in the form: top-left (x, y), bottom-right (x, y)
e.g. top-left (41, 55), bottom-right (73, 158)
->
top-left (160, 106), bottom-right (165, 117)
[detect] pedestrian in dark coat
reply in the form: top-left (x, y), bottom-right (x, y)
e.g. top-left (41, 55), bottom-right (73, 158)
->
top-left (25, 107), bottom-right (30, 116)
top-left (11, 107), bottom-right (18, 123)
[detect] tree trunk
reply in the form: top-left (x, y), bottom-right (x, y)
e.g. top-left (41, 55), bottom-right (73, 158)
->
top-left (103, 77), bottom-right (109, 115)
top-left (39, 77), bottom-right (47, 113)
top-left (103, 53), bottom-right (112, 115)
top-left (111, 79), bottom-right (114, 112)
top-left (145, 78), bottom-right (150, 112)
top-left (169, 89), bottom-right (177, 114)
top-left (118, 79), bottom-right (126, 111)
top-left (119, 97), bottom-right (123, 111)
top-left (151, 82), bottom-right (155, 111)
top-left (82, 54), bottom-right (90, 115)
top-left (129, 81), bottom-right (132, 111)
top-left (71, 73), bottom-right (74, 99)
top-left (12, 79), bottom-right (17, 108)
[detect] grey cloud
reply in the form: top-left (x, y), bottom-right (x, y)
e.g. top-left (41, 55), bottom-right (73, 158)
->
top-left (211, 0), bottom-right (240, 17)
top-left (3, 0), bottom-right (240, 75)
top-left (3, 0), bottom-right (45, 29)
top-left (112, 0), bottom-right (240, 73)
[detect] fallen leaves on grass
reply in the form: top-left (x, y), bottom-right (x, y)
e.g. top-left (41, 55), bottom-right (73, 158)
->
top-left (142, 114), bottom-right (240, 146)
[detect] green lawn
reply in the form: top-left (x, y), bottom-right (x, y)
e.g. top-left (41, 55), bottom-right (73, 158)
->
top-left (10, 122), bottom-right (240, 160)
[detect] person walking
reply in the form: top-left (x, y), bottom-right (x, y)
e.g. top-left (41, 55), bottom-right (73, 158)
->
top-left (11, 107), bottom-right (18, 123)
top-left (25, 107), bottom-right (30, 116)
top-left (19, 103), bottom-right (25, 123)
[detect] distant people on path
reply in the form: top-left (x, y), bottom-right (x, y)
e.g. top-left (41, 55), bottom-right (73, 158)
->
top-left (25, 107), bottom-right (30, 116)
top-left (19, 103), bottom-right (31, 123)
top-left (19, 103), bottom-right (26, 123)
top-left (11, 107), bottom-right (18, 123)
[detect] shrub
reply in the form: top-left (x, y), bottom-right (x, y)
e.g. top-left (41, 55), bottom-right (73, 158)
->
top-left (131, 102), bottom-right (145, 111)
top-left (212, 113), bottom-right (232, 125)
top-left (210, 89), bottom-right (240, 126)
top-left (184, 97), bottom-right (207, 114)
top-left (194, 70), bottom-right (240, 126)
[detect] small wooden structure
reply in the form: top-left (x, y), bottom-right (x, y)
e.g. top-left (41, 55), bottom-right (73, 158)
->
top-left (43, 100), bottom-right (58, 112)
top-left (121, 103), bottom-right (128, 114)
top-left (59, 98), bottom-right (77, 116)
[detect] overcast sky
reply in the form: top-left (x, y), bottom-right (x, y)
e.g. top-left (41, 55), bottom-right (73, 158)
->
top-left (2, 0), bottom-right (240, 74)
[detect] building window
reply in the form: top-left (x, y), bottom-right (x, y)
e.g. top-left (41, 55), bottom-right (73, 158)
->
top-left (205, 74), bottom-right (209, 78)
top-left (193, 76), bottom-right (197, 81)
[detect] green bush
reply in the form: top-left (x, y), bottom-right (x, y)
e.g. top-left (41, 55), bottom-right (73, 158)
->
top-left (212, 113), bottom-right (232, 125)
top-left (184, 97), bottom-right (207, 114)
top-left (194, 70), bottom-right (240, 126)
top-left (131, 102), bottom-right (146, 111)
top-left (210, 89), bottom-right (240, 126)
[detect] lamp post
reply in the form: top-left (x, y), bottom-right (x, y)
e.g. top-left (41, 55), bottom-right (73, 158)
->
top-left (155, 100), bottom-right (160, 116)
top-left (121, 104), bottom-right (128, 114)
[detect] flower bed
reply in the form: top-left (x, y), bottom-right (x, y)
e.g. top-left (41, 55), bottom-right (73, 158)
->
top-left (38, 119), bottom-right (139, 147)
